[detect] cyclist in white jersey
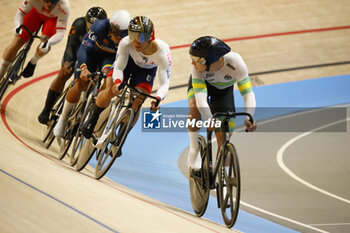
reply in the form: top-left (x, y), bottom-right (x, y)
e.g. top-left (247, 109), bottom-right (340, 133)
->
top-left (0, 0), bottom-right (70, 79)
top-left (187, 36), bottom-right (257, 171)
top-left (81, 16), bottom-right (172, 139)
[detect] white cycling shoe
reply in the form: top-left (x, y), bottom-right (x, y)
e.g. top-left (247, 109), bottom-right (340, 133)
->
top-left (53, 119), bottom-right (65, 145)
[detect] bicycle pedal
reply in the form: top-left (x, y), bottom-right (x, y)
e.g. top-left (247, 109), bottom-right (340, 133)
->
top-left (9, 75), bottom-right (19, 84)
top-left (92, 135), bottom-right (98, 146)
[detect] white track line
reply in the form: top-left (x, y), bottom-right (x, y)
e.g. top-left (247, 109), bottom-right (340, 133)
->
top-left (309, 223), bottom-right (350, 227)
top-left (276, 117), bottom-right (350, 204)
top-left (240, 201), bottom-right (329, 233)
top-left (211, 107), bottom-right (349, 232)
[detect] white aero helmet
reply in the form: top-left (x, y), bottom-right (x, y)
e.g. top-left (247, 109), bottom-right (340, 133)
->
top-left (109, 10), bottom-right (131, 37)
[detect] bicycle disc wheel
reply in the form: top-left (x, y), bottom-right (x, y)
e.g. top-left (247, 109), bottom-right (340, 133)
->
top-left (218, 142), bottom-right (241, 228)
top-left (189, 135), bottom-right (210, 217)
top-left (95, 108), bottom-right (134, 179)
top-left (75, 138), bottom-right (95, 171)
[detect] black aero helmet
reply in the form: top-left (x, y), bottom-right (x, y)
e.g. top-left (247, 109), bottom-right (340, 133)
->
top-left (189, 36), bottom-right (231, 70)
top-left (86, 7), bottom-right (107, 25)
top-left (128, 16), bottom-right (154, 43)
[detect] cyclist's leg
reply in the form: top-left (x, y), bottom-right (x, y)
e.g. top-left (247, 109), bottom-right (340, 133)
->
top-left (187, 76), bottom-right (202, 170)
top-left (53, 62), bottom-right (89, 138)
top-left (23, 16), bottom-right (57, 77)
top-left (38, 60), bottom-right (74, 124)
top-left (0, 36), bottom-right (26, 78)
top-left (208, 83), bottom-right (235, 154)
top-left (0, 8), bottom-right (41, 78)
top-left (124, 56), bottom-right (157, 126)
top-left (81, 55), bottom-right (114, 138)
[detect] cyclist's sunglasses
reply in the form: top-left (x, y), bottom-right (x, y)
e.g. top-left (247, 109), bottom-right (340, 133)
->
top-left (128, 31), bottom-right (147, 43)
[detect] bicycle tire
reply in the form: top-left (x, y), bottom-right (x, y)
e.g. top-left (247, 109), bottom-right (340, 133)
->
top-left (70, 99), bottom-right (95, 166)
top-left (58, 101), bottom-right (83, 160)
top-left (43, 121), bottom-right (56, 149)
top-left (75, 95), bottom-right (125, 171)
top-left (0, 50), bottom-right (26, 100)
top-left (189, 135), bottom-right (210, 217)
top-left (95, 108), bottom-right (134, 179)
top-left (75, 138), bottom-right (95, 171)
top-left (218, 142), bottom-right (241, 228)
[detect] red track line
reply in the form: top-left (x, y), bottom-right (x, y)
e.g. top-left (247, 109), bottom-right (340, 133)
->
top-left (1, 71), bottom-right (59, 158)
top-left (0, 73), bottom-right (221, 233)
top-left (170, 25), bottom-right (350, 50)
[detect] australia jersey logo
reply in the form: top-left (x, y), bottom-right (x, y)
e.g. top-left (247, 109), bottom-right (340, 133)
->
top-left (141, 56), bottom-right (148, 63)
top-left (205, 73), bottom-right (214, 80)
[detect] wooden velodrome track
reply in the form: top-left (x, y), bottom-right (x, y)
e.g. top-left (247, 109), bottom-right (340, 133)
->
top-left (1, 0), bottom-right (350, 232)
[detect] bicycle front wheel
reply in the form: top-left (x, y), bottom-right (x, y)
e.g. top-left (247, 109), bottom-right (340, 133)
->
top-left (0, 50), bottom-right (25, 100)
top-left (58, 102), bottom-right (83, 160)
top-left (95, 108), bottom-right (134, 179)
top-left (75, 138), bottom-right (95, 171)
top-left (70, 99), bottom-right (95, 166)
top-left (218, 142), bottom-right (241, 228)
top-left (189, 135), bottom-right (210, 217)
top-left (42, 95), bottom-right (65, 147)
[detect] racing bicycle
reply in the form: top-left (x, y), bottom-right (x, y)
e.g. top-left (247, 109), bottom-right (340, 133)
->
top-left (42, 78), bottom-right (74, 149)
top-left (58, 71), bottom-right (105, 161)
top-left (0, 25), bottom-right (42, 101)
top-left (75, 82), bottom-right (159, 179)
top-left (189, 111), bottom-right (253, 228)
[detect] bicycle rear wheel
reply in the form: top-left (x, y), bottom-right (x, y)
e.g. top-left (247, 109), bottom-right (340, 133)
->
top-left (218, 142), bottom-right (241, 228)
top-left (189, 135), bottom-right (210, 217)
top-left (95, 108), bottom-right (134, 179)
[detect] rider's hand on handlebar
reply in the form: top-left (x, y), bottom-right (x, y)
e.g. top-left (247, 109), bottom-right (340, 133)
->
top-left (62, 61), bottom-right (73, 75)
top-left (112, 83), bottom-right (121, 96)
top-left (244, 118), bottom-right (257, 132)
top-left (80, 68), bottom-right (90, 82)
top-left (150, 100), bottom-right (160, 112)
top-left (37, 40), bottom-right (51, 56)
top-left (14, 25), bottom-right (22, 35)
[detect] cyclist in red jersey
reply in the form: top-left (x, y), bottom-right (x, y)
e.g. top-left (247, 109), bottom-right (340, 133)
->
top-left (0, 0), bottom-right (70, 79)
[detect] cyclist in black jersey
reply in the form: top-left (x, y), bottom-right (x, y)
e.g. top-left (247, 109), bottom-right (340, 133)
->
top-left (37, 7), bottom-right (107, 125)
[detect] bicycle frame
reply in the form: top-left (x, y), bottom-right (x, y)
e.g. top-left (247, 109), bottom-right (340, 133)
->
top-left (206, 122), bottom-right (230, 189)
top-left (119, 82), bottom-right (160, 114)
top-left (207, 112), bottom-right (252, 187)
top-left (93, 82), bottom-right (160, 179)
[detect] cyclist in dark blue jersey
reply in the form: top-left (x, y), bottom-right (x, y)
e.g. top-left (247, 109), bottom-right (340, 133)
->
top-left (38, 7), bottom-right (107, 125)
top-left (54, 9), bottom-right (131, 140)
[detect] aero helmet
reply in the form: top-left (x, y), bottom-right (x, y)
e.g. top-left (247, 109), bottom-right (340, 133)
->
top-left (86, 7), bottom-right (107, 25)
top-left (189, 36), bottom-right (231, 70)
top-left (109, 10), bottom-right (131, 37)
top-left (128, 16), bottom-right (154, 43)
